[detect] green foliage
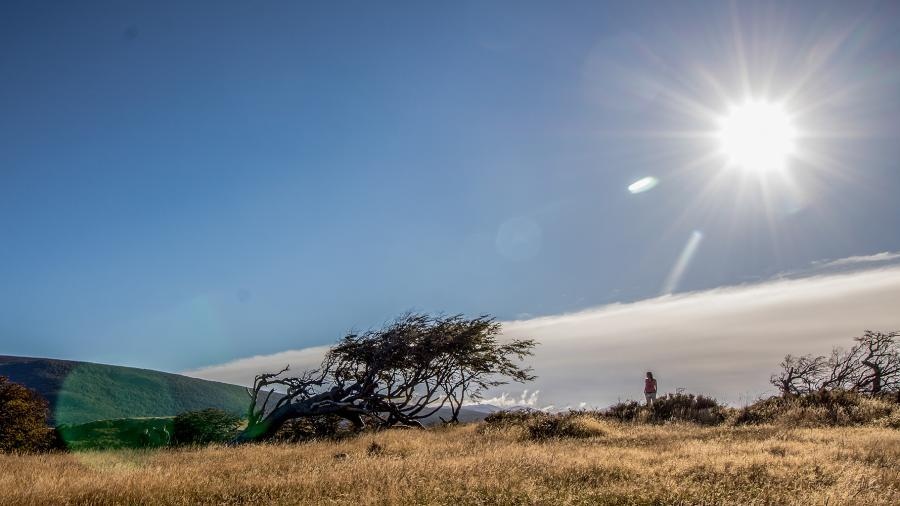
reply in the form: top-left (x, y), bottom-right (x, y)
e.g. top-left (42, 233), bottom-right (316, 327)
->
top-left (0, 376), bottom-right (61, 453)
top-left (239, 312), bottom-right (535, 442)
top-left (57, 417), bottom-right (174, 450)
top-left (172, 409), bottom-right (241, 445)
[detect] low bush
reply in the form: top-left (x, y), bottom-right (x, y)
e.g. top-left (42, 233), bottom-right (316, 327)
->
top-left (172, 408), bottom-right (241, 445)
top-left (57, 417), bottom-right (173, 450)
top-left (877, 409), bottom-right (900, 429)
top-left (525, 414), bottom-right (607, 440)
top-left (482, 409), bottom-right (545, 429)
top-left (605, 400), bottom-right (642, 423)
top-left (481, 410), bottom-right (606, 440)
top-left (274, 414), bottom-right (362, 442)
top-left (732, 390), bottom-right (899, 427)
top-left (606, 393), bottom-right (728, 425)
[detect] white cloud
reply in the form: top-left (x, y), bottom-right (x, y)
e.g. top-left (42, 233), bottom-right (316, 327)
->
top-left (812, 251), bottom-right (900, 268)
top-left (502, 265), bottom-right (900, 407)
top-left (475, 390), bottom-right (541, 408)
top-left (184, 263), bottom-right (900, 408)
top-left (183, 346), bottom-right (331, 387)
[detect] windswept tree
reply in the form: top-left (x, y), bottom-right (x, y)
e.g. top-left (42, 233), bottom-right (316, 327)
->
top-left (235, 313), bottom-right (536, 443)
top-left (771, 330), bottom-right (899, 396)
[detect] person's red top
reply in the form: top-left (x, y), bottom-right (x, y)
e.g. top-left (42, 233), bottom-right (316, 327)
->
top-left (644, 378), bottom-right (657, 393)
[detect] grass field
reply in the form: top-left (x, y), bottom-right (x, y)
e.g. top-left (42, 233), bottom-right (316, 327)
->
top-left (3, 421), bottom-right (899, 505)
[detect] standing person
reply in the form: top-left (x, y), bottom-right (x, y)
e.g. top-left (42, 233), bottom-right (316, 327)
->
top-left (644, 372), bottom-right (657, 405)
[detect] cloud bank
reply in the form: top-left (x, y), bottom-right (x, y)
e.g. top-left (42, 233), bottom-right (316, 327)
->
top-left (184, 263), bottom-right (900, 408)
top-left (813, 251), bottom-right (900, 268)
top-left (184, 346), bottom-right (331, 388)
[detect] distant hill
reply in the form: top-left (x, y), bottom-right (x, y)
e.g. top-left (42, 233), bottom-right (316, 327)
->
top-left (0, 355), bottom-right (503, 427)
top-left (0, 356), bottom-right (250, 425)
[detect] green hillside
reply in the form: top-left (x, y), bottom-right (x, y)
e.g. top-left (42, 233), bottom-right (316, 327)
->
top-left (0, 356), bottom-right (249, 425)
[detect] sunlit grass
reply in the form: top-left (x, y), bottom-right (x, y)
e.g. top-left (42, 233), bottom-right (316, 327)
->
top-left (2, 422), bottom-right (899, 505)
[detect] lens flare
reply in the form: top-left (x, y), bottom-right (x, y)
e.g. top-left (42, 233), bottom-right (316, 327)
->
top-left (628, 176), bottom-right (659, 194)
top-left (716, 101), bottom-right (796, 172)
top-left (661, 230), bottom-right (704, 295)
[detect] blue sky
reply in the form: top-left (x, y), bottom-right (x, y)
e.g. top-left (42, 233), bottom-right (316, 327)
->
top-left (2, 1), bottom-right (899, 372)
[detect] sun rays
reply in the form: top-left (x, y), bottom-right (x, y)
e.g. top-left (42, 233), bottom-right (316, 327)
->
top-left (597, 3), bottom-right (888, 292)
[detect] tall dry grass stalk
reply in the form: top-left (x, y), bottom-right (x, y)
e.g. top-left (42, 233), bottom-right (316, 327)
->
top-left (2, 422), bottom-right (898, 505)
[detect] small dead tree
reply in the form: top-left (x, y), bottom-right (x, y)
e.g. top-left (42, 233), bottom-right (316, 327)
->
top-left (234, 313), bottom-right (535, 443)
top-left (770, 354), bottom-right (825, 395)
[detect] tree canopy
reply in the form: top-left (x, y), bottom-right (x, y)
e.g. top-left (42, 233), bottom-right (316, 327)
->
top-left (0, 375), bottom-right (59, 452)
top-left (235, 313), bottom-right (536, 442)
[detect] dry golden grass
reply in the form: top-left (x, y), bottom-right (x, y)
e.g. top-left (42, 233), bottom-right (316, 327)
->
top-left (3, 421), bottom-right (899, 505)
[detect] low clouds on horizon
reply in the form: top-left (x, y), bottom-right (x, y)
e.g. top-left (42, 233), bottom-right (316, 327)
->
top-left (184, 257), bottom-right (900, 409)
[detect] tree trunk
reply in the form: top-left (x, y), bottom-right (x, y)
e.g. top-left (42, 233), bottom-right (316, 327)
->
top-left (863, 360), bottom-right (882, 395)
top-left (232, 394), bottom-right (366, 444)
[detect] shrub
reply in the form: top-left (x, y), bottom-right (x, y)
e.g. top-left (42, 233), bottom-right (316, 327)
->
top-left (0, 376), bottom-right (61, 453)
top-left (732, 390), bottom-right (899, 427)
top-left (274, 414), bottom-right (360, 442)
top-left (648, 393), bottom-right (728, 425)
top-left (57, 417), bottom-right (173, 450)
top-left (524, 414), bottom-right (607, 440)
top-left (481, 410), bottom-right (606, 440)
top-left (605, 400), bottom-right (643, 423)
top-left (877, 410), bottom-right (900, 429)
top-left (482, 409), bottom-right (545, 429)
top-left (606, 393), bottom-right (728, 425)
top-left (172, 408), bottom-right (241, 445)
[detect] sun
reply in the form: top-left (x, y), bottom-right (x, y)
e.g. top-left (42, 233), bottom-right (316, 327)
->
top-left (716, 100), bottom-right (796, 173)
